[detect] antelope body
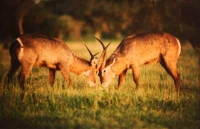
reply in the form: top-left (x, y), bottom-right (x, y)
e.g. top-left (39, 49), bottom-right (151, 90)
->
top-left (6, 33), bottom-right (98, 90)
top-left (98, 32), bottom-right (181, 93)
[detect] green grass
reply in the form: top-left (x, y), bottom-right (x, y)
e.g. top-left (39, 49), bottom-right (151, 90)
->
top-left (0, 41), bottom-right (199, 129)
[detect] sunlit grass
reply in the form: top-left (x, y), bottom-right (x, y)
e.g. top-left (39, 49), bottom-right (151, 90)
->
top-left (0, 41), bottom-right (199, 129)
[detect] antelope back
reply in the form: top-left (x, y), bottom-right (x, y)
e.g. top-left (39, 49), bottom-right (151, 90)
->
top-left (111, 32), bottom-right (181, 65)
top-left (12, 34), bottom-right (73, 66)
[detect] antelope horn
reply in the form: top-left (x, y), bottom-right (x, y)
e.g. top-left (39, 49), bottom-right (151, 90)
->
top-left (85, 44), bottom-right (99, 61)
top-left (94, 37), bottom-right (110, 70)
top-left (99, 42), bottom-right (111, 70)
top-left (99, 50), bottom-right (107, 70)
top-left (94, 37), bottom-right (111, 50)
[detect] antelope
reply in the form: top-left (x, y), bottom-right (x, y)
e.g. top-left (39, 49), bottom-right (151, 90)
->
top-left (96, 32), bottom-right (181, 93)
top-left (6, 33), bottom-right (100, 90)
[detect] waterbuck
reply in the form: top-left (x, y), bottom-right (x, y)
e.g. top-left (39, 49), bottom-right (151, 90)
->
top-left (97, 32), bottom-right (181, 93)
top-left (6, 33), bottom-right (100, 90)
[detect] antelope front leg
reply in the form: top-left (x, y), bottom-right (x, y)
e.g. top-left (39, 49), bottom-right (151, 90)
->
top-left (117, 69), bottom-right (127, 90)
top-left (131, 64), bottom-right (140, 89)
top-left (59, 64), bottom-right (71, 87)
top-left (49, 69), bottom-right (56, 86)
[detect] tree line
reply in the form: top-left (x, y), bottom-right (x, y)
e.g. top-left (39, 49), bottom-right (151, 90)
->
top-left (0, 0), bottom-right (199, 48)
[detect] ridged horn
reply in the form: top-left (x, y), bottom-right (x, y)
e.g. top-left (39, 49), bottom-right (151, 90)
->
top-left (85, 44), bottom-right (99, 62)
top-left (94, 37), bottom-right (110, 70)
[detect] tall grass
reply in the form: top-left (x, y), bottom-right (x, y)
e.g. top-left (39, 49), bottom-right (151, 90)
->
top-left (0, 42), bottom-right (199, 129)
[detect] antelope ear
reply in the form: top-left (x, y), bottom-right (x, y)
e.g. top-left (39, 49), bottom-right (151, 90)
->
top-left (111, 58), bottom-right (116, 66)
top-left (91, 57), bottom-right (98, 68)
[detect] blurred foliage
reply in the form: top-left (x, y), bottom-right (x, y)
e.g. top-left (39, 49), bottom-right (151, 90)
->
top-left (0, 0), bottom-right (199, 48)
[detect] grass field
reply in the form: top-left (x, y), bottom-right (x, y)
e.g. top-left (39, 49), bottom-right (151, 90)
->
top-left (0, 40), bottom-right (199, 129)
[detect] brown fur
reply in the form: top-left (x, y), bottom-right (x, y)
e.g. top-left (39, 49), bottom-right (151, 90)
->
top-left (99, 32), bottom-right (181, 93)
top-left (6, 33), bottom-right (98, 90)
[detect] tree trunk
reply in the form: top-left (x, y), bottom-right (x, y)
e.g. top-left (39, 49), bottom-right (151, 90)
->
top-left (58, 30), bottom-right (64, 39)
top-left (94, 30), bottom-right (101, 39)
top-left (18, 14), bottom-right (24, 35)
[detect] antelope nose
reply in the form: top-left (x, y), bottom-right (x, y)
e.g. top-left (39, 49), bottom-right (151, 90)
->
top-left (89, 82), bottom-right (96, 87)
top-left (102, 82), bottom-right (109, 87)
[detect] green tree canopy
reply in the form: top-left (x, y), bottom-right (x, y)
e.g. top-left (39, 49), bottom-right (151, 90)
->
top-left (0, 0), bottom-right (199, 48)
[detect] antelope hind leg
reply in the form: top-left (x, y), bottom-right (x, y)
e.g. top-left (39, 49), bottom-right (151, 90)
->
top-left (6, 59), bottom-right (20, 89)
top-left (160, 58), bottom-right (180, 93)
top-left (18, 63), bottom-right (33, 90)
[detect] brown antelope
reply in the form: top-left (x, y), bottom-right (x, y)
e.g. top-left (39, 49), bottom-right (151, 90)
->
top-left (96, 32), bottom-right (181, 93)
top-left (6, 33), bottom-right (100, 90)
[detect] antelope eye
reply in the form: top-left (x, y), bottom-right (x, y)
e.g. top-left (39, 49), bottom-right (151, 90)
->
top-left (103, 69), bottom-right (106, 73)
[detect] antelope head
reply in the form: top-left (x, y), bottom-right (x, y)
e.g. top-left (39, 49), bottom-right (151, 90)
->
top-left (94, 37), bottom-right (113, 87)
top-left (100, 58), bottom-right (116, 87)
top-left (84, 44), bottom-right (99, 86)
